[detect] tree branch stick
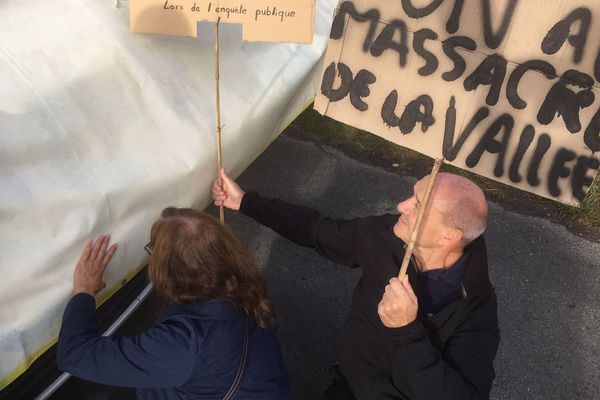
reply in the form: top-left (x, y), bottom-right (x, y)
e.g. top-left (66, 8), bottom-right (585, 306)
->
top-left (214, 18), bottom-right (224, 223)
top-left (398, 158), bottom-right (445, 279)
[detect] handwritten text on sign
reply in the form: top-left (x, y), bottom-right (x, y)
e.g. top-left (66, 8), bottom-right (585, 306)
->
top-left (314, 0), bottom-right (600, 206)
top-left (130, 0), bottom-right (315, 44)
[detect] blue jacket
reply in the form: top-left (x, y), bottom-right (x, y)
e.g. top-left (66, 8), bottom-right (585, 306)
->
top-left (57, 293), bottom-right (292, 400)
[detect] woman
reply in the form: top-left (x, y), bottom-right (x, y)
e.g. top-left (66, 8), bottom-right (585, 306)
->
top-left (57, 208), bottom-right (292, 399)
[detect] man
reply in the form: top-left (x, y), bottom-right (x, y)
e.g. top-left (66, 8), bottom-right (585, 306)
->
top-left (212, 170), bottom-right (499, 400)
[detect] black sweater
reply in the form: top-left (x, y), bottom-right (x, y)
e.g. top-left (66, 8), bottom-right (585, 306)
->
top-left (241, 192), bottom-right (500, 400)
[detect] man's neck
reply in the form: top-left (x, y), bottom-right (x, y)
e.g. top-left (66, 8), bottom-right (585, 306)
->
top-left (412, 246), bottom-right (464, 272)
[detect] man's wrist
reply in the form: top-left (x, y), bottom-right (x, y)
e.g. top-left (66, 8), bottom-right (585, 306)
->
top-left (234, 191), bottom-right (246, 210)
top-left (239, 191), bottom-right (252, 213)
top-left (382, 316), bottom-right (416, 328)
top-left (73, 287), bottom-right (96, 297)
top-left (385, 319), bottom-right (425, 343)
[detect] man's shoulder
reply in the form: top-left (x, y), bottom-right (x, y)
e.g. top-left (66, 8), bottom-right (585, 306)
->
top-left (353, 213), bottom-right (398, 229)
top-left (326, 213), bottom-right (399, 241)
top-left (463, 234), bottom-right (496, 298)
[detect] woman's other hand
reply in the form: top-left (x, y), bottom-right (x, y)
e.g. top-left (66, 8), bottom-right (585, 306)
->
top-left (73, 235), bottom-right (117, 296)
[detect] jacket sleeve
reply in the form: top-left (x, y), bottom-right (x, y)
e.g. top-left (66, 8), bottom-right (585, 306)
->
top-left (387, 291), bottom-right (500, 400)
top-left (240, 191), bottom-right (380, 268)
top-left (57, 293), bottom-right (198, 388)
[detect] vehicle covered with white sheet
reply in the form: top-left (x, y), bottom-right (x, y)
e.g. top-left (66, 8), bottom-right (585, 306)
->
top-left (0, 0), bottom-right (337, 393)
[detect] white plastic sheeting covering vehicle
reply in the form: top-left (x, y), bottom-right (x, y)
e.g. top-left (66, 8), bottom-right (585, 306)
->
top-left (0, 0), bottom-right (337, 392)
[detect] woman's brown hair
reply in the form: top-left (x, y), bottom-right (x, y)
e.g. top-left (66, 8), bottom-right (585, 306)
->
top-left (148, 207), bottom-right (273, 328)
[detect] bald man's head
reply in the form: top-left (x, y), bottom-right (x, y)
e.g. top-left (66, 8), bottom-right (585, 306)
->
top-left (427, 173), bottom-right (488, 244)
top-left (394, 173), bottom-right (488, 249)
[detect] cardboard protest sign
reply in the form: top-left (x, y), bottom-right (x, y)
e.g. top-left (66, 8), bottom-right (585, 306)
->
top-left (130, 0), bottom-right (316, 43)
top-left (315, 0), bottom-right (600, 206)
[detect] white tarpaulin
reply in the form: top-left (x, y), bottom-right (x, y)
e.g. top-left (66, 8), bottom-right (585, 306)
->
top-left (0, 0), bottom-right (337, 389)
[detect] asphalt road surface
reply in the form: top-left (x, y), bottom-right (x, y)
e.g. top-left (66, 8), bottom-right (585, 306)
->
top-left (50, 133), bottom-right (600, 400)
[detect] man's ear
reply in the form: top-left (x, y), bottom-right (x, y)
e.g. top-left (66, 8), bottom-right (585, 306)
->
top-left (442, 228), bottom-right (463, 246)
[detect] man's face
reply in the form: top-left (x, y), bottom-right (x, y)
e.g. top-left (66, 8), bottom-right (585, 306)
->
top-left (392, 177), bottom-right (450, 248)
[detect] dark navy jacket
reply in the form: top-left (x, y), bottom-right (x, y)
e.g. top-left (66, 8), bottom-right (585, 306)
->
top-left (57, 293), bottom-right (292, 400)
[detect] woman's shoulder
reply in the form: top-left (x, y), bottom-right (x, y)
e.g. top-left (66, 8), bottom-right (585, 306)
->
top-left (158, 298), bottom-right (242, 323)
top-left (147, 299), bottom-right (245, 351)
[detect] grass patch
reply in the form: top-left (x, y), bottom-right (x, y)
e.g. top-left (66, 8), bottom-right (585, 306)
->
top-left (558, 174), bottom-right (600, 223)
top-left (289, 106), bottom-right (600, 239)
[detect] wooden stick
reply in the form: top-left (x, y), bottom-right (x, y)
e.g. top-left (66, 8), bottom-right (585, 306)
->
top-left (214, 18), bottom-right (224, 224)
top-left (398, 158), bottom-right (445, 280)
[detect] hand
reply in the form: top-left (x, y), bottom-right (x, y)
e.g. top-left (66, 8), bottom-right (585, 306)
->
top-left (377, 276), bottom-right (418, 328)
top-left (211, 168), bottom-right (245, 210)
top-left (73, 235), bottom-right (117, 296)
